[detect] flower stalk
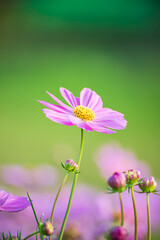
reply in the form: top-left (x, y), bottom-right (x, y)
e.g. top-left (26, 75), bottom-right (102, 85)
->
top-left (27, 192), bottom-right (44, 240)
top-left (50, 171), bottom-right (69, 222)
top-left (49, 171), bottom-right (69, 240)
top-left (118, 192), bottom-right (124, 226)
top-left (23, 231), bottom-right (40, 240)
top-left (146, 193), bottom-right (151, 240)
top-left (27, 192), bottom-right (39, 227)
top-left (131, 186), bottom-right (138, 240)
top-left (58, 129), bottom-right (84, 240)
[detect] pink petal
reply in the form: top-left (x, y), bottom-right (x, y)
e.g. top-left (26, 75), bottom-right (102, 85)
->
top-left (90, 95), bottom-right (103, 111)
top-left (94, 118), bottom-right (127, 130)
top-left (0, 191), bottom-right (11, 206)
top-left (95, 108), bottom-right (127, 130)
top-left (60, 87), bottom-right (78, 108)
top-left (80, 88), bottom-right (103, 111)
top-left (88, 123), bottom-right (116, 134)
top-left (43, 109), bottom-right (74, 126)
top-left (43, 109), bottom-right (72, 119)
top-left (68, 115), bottom-right (83, 125)
top-left (68, 116), bottom-right (93, 131)
top-left (95, 108), bottom-right (124, 118)
top-left (75, 97), bottom-right (80, 106)
top-left (77, 121), bottom-right (93, 132)
top-left (0, 196), bottom-right (30, 212)
top-left (46, 91), bottom-right (73, 111)
top-left (46, 116), bottom-right (74, 126)
top-left (38, 101), bottom-right (72, 113)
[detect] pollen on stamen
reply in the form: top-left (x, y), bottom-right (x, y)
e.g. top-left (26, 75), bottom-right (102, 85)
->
top-left (74, 105), bottom-right (95, 121)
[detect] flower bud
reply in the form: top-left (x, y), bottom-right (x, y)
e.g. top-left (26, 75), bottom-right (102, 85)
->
top-left (123, 169), bottom-right (140, 185)
top-left (109, 226), bottom-right (127, 240)
top-left (63, 225), bottom-right (81, 240)
top-left (108, 172), bottom-right (126, 192)
top-left (139, 177), bottom-right (157, 193)
top-left (64, 159), bottom-right (78, 173)
top-left (40, 221), bottom-right (54, 236)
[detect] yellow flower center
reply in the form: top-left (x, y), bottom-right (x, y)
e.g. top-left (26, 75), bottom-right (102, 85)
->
top-left (74, 105), bottom-right (95, 121)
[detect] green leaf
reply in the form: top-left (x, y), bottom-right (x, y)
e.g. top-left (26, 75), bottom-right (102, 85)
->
top-left (61, 162), bottom-right (65, 169)
top-left (9, 232), bottom-right (12, 240)
top-left (2, 233), bottom-right (6, 240)
top-left (153, 192), bottom-right (160, 196)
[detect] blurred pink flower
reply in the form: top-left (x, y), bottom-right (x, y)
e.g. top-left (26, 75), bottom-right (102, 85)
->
top-left (1, 165), bottom-right (59, 190)
top-left (0, 190), bottom-right (30, 212)
top-left (95, 143), bottom-right (150, 179)
top-left (38, 87), bottom-right (127, 133)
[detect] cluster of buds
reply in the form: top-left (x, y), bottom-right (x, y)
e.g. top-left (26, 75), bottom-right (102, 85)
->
top-left (107, 226), bottom-right (127, 240)
top-left (123, 169), bottom-right (141, 185)
top-left (108, 172), bottom-right (126, 193)
top-left (139, 177), bottom-right (157, 193)
top-left (39, 221), bottom-right (54, 236)
top-left (61, 159), bottom-right (79, 173)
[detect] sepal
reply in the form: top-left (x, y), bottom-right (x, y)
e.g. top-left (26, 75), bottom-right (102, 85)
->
top-left (106, 185), bottom-right (127, 194)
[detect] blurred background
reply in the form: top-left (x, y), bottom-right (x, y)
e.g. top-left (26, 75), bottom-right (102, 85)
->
top-left (0, 0), bottom-right (160, 239)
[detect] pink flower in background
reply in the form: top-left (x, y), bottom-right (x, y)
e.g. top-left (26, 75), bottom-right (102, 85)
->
top-left (95, 143), bottom-right (150, 179)
top-left (0, 190), bottom-right (30, 212)
top-left (1, 165), bottom-right (59, 190)
top-left (38, 87), bottom-right (127, 133)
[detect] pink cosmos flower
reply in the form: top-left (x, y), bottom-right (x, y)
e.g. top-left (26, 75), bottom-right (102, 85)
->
top-left (0, 190), bottom-right (30, 212)
top-left (95, 143), bottom-right (150, 179)
top-left (38, 88), bottom-right (127, 133)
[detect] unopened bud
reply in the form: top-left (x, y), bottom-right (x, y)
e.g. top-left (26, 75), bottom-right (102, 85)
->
top-left (64, 159), bottom-right (78, 173)
top-left (40, 221), bottom-right (54, 236)
top-left (123, 169), bottom-right (140, 185)
top-left (109, 226), bottom-right (127, 240)
top-left (139, 177), bottom-right (157, 193)
top-left (108, 172), bottom-right (126, 192)
top-left (63, 225), bottom-right (81, 240)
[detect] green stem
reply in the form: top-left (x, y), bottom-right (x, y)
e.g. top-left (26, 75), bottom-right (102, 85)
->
top-left (58, 129), bottom-right (84, 240)
top-left (146, 193), bottom-right (151, 240)
top-left (27, 192), bottom-right (39, 227)
top-left (27, 192), bottom-right (44, 240)
top-left (49, 172), bottom-right (69, 240)
top-left (131, 186), bottom-right (138, 240)
top-left (23, 231), bottom-right (40, 240)
top-left (118, 192), bottom-right (124, 226)
top-left (50, 172), bottom-right (69, 222)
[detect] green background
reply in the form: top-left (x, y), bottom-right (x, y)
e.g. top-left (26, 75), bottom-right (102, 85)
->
top-left (0, 1), bottom-right (160, 238)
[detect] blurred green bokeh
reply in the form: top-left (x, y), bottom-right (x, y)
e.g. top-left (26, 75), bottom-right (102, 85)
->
top-left (0, 1), bottom-right (160, 238)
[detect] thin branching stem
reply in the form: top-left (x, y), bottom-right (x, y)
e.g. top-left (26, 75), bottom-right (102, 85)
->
top-left (23, 231), bottom-right (40, 240)
top-left (58, 129), bottom-right (84, 240)
top-left (49, 171), bottom-right (69, 240)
